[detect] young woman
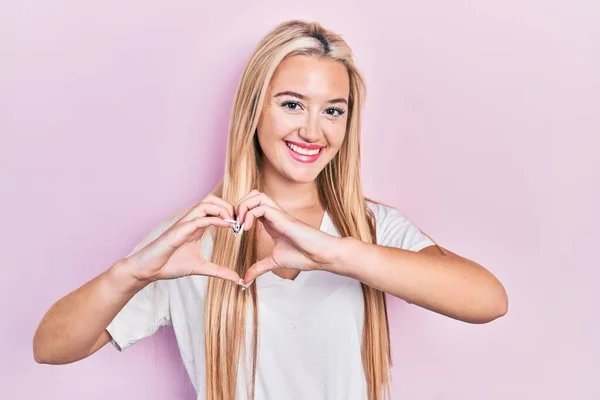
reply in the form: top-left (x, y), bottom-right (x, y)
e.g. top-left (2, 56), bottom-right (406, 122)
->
top-left (33, 20), bottom-right (508, 400)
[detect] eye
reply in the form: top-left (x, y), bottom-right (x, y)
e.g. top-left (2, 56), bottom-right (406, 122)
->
top-left (325, 107), bottom-right (345, 117)
top-left (281, 101), bottom-right (303, 111)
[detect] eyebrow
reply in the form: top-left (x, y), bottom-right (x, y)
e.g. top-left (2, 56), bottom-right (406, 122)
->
top-left (273, 91), bottom-right (348, 105)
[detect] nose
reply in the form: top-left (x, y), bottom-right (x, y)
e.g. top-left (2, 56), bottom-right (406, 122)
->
top-left (297, 112), bottom-right (322, 143)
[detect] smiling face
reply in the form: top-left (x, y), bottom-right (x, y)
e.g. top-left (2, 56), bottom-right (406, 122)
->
top-left (256, 55), bottom-right (351, 184)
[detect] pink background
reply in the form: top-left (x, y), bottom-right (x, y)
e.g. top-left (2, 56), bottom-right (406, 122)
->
top-left (2, 1), bottom-right (599, 399)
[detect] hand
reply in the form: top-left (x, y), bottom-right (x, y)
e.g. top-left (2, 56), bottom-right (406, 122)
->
top-left (235, 190), bottom-right (343, 286)
top-left (125, 194), bottom-right (241, 284)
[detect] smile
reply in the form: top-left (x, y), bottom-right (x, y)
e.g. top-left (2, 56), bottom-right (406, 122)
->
top-left (284, 140), bottom-right (325, 164)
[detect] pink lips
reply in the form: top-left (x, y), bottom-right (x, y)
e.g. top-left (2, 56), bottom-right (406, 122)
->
top-left (284, 140), bottom-right (324, 164)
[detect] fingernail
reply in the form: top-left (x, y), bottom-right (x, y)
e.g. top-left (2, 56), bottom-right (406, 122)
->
top-left (232, 220), bottom-right (243, 236)
top-left (223, 218), bottom-right (236, 224)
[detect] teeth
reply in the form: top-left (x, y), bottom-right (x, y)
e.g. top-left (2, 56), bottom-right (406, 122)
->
top-left (286, 142), bottom-right (321, 156)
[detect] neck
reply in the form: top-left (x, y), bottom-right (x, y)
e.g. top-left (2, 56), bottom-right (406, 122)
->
top-left (260, 165), bottom-right (321, 211)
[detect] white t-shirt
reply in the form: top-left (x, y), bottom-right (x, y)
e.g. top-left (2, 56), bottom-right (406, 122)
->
top-left (106, 201), bottom-right (435, 399)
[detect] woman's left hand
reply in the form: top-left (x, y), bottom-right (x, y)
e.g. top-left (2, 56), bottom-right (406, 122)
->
top-left (235, 190), bottom-right (342, 286)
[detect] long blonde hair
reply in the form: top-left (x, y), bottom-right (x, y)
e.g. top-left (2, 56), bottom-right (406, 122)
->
top-left (205, 20), bottom-right (391, 399)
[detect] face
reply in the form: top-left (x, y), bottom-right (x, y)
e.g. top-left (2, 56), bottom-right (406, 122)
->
top-left (256, 55), bottom-right (350, 184)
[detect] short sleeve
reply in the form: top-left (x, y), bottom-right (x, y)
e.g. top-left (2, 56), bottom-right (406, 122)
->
top-left (105, 211), bottom-right (185, 351)
top-left (106, 279), bottom-right (170, 351)
top-left (371, 202), bottom-right (436, 252)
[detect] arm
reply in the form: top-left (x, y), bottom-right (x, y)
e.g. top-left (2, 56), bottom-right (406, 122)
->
top-left (33, 260), bottom-right (147, 364)
top-left (235, 192), bottom-right (508, 322)
top-left (332, 238), bottom-right (508, 324)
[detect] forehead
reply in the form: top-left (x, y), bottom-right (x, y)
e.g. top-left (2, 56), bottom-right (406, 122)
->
top-left (268, 55), bottom-right (350, 99)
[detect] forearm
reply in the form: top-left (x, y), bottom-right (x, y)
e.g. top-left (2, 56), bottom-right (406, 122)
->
top-left (331, 238), bottom-right (508, 324)
top-left (33, 259), bottom-right (147, 364)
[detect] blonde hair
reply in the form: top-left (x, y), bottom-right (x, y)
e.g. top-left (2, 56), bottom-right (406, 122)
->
top-left (205, 20), bottom-right (391, 399)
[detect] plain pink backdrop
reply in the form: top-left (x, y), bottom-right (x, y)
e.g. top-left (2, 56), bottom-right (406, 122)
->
top-left (2, 0), bottom-right (598, 399)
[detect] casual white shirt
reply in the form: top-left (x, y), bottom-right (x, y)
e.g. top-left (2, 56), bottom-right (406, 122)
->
top-left (106, 201), bottom-right (435, 399)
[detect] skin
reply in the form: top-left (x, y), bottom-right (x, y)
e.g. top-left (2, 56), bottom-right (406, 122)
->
top-left (235, 55), bottom-right (508, 323)
top-left (251, 54), bottom-right (350, 280)
top-left (33, 53), bottom-right (507, 367)
top-left (256, 55), bottom-right (349, 186)
top-left (32, 196), bottom-right (242, 364)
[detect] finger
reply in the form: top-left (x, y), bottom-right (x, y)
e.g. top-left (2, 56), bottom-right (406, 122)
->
top-left (243, 204), bottom-right (281, 231)
top-left (179, 202), bottom-right (232, 223)
top-left (179, 194), bottom-right (234, 223)
top-left (204, 194), bottom-right (235, 218)
top-left (193, 261), bottom-right (241, 284)
top-left (235, 190), bottom-right (260, 210)
top-left (237, 192), bottom-right (281, 226)
top-left (243, 256), bottom-right (278, 285)
top-left (234, 190), bottom-right (261, 222)
top-left (167, 217), bottom-right (235, 248)
top-left (186, 216), bottom-right (238, 244)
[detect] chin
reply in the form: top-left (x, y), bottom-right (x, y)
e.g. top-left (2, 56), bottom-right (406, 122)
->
top-left (285, 170), bottom-right (320, 184)
top-left (281, 164), bottom-right (323, 184)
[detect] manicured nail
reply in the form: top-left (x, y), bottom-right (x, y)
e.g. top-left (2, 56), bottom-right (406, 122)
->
top-left (238, 278), bottom-right (248, 291)
top-left (232, 220), bottom-right (243, 236)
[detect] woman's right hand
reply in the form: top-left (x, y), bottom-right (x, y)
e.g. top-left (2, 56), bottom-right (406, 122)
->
top-left (124, 194), bottom-right (241, 284)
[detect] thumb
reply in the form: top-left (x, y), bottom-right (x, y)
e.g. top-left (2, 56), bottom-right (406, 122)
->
top-left (191, 261), bottom-right (241, 285)
top-left (243, 256), bottom-right (278, 288)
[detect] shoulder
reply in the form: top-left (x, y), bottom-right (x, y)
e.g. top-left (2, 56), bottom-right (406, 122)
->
top-left (366, 200), bottom-right (404, 222)
top-left (366, 200), bottom-right (409, 237)
top-left (365, 199), bottom-right (435, 252)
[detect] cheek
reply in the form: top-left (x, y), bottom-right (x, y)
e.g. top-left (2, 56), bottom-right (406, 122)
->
top-left (325, 122), bottom-right (347, 148)
top-left (257, 109), bottom-right (297, 142)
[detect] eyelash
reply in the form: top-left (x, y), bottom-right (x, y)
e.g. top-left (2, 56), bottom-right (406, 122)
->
top-left (281, 101), bottom-right (346, 117)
